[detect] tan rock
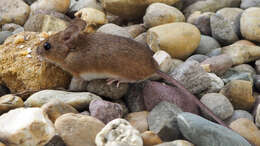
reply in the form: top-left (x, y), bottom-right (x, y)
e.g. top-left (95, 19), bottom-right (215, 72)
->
top-left (155, 140), bottom-right (194, 146)
top-left (147, 22), bottom-right (200, 60)
top-left (0, 108), bottom-right (55, 146)
top-left (229, 118), bottom-right (260, 146)
top-left (125, 111), bottom-right (149, 133)
top-left (222, 43), bottom-right (260, 65)
top-left (41, 99), bottom-right (78, 123)
top-left (142, 131), bottom-right (162, 146)
top-left (0, 94), bottom-right (24, 115)
top-left (240, 7), bottom-right (260, 43)
top-left (55, 113), bottom-right (105, 146)
top-left (0, 142), bottom-right (5, 146)
top-left (143, 3), bottom-right (185, 28)
top-left (0, 32), bottom-right (71, 98)
top-left (24, 14), bottom-right (69, 32)
top-left (220, 80), bottom-right (255, 110)
top-left (31, 0), bottom-right (70, 13)
top-left (233, 40), bottom-right (256, 46)
top-left (153, 50), bottom-right (173, 73)
top-left (0, 0), bottom-right (30, 26)
top-left (101, 0), bottom-right (180, 20)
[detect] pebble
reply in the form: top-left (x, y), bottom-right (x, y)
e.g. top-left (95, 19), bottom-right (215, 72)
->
top-left (147, 22), bottom-right (200, 60)
top-left (113, 99), bottom-right (129, 116)
top-left (240, 7), bottom-right (260, 43)
top-left (155, 140), bottom-right (194, 146)
top-left (143, 81), bottom-right (198, 114)
top-left (86, 79), bottom-right (129, 100)
top-left (0, 94), bottom-right (24, 115)
top-left (25, 90), bottom-right (101, 110)
top-left (153, 50), bottom-right (173, 73)
top-left (24, 14), bottom-right (69, 32)
top-left (195, 35), bottom-right (220, 55)
top-left (147, 101), bottom-right (183, 141)
top-left (203, 73), bottom-right (224, 93)
top-left (0, 32), bottom-right (71, 95)
top-left (240, 0), bottom-right (260, 9)
top-left (186, 54), bottom-right (209, 63)
top-left (97, 23), bottom-right (133, 38)
top-left (124, 83), bottom-right (146, 112)
top-left (134, 32), bottom-right (147, 45)
top-left (2, 23), bottom-right (23, 32)
top-left (45, 135), bottom-right (66, 146)
top-left (225, 110), bottom-right (254, 125)
top-left (89, 99), bottom-right (123, 124)
top-left (142, 131), bottom-right (163, 146)
top-left (0, 0), bottom-right (30, 26)
top-left (210, 14), bottom-right (239, 45)
top-left (124, 24), bottom-right (146, 38)
top-left (55, 113), bottom-right (105, 146)
top-left (30, 0), bottom-right (70, 13)
top-left (229, 118), bottom-right (260, 146)
top-left (68, 0), bottom-right (104, 16)
top-left (177, 112), bottom-right (251, 146)
top-left (221, 68), bottom-right (254, 84)
top-left (41, 99), bottom-right (78, 123)
top-left (125, 111), bottom-right (149, 133)
top-left (220, 80), bottom-right (255, 110)
top-left (0, 31), bottom-right (13, 44)
top-left (200, 93), bottom-right (234, 120)
top-left (95, 118), bottom-right (143, 146)
top-left (168, 59), bottom-right (184, 73)
top-left (0, 108), bottom-right (55, 146)
top-left (143, 3), bottom-right (185, 28)
top-left (170, 60), bottom-right (211, 94)
top-left (256, 105), bottom-right (260, 127)
top-left (233, 64), bottom-right (256, 75)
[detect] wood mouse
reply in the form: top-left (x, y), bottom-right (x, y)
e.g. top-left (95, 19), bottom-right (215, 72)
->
top-left (36, 18), bottom-right (227, 127)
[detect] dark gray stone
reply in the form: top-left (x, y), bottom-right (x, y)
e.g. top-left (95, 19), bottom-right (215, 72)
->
top-left (177, 112), bottom-right (251, 146)
top-left (148, 101), bottom-right (183, 141)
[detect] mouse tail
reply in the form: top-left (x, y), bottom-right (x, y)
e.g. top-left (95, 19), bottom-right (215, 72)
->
top-left (156, 70), bottom-right (228, 128)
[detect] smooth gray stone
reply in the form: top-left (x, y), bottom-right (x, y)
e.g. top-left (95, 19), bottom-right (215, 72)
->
top-left (148, 101), bottom-right (183, 141)
top-left (177, 112), bottom-right (251, 146)
top-left (0, 31), bottom-right (12, 44)
top-left (195, 35), bottom-right (221, 55)
top-left (225, 110), bottom-right (254, 125)
top-left (221, 69), bottom-right (253, 84)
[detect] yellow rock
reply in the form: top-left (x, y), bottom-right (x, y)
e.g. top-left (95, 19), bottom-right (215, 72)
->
top-left (230, 118), bottom-right (260, 146)
top-left (220, 80), bottom-right (255, 110)
top-left (0, 32), bottom-right (71, 99)
top-left (142, 131), bottom-right (162, 146)
top-left (147, 22), bottom-right (200, 60)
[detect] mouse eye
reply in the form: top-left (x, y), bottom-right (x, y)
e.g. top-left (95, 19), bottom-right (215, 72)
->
top-left (44, 42), bottom-right (51, 50)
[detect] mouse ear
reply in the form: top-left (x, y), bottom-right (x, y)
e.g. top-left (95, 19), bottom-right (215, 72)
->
top-left (64, 31), bottom-right (85, 51)
top-left (69, 18), bottom-right (87, 31)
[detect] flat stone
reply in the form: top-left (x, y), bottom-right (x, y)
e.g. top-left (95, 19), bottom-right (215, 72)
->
top-left (125, 111), bottom-right (149, 133)
top-left (200, 93), bottom-right (234, 120)
top-left (225, 110), bottom-right (254, 125)
top-left (177, 112), bottom-right (251, 146)
top-left (95, 118), bottom-right (143, 146)
top-left (25, 90), bottom-right (101, 111)
top-left (41, 99), bottom-right (78, 123)
top-left (0, 108), bottom-right (55, 146)
top-left (55, 113), bottom-right (105, 146)
top-left (148, 101), bottom-right (183, 141)
top-left (89, 99), bottom-right (123, 124)
top-left (0, 94), bottom-right (24, 115)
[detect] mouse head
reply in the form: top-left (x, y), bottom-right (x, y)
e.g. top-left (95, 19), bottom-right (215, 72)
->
top-left (37, 18), bottom-right (87, 64)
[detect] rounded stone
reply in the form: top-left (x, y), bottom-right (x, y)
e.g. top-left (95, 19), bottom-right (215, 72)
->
top-left (30, 0), bottom-right (70, 13)
top-left (195, 35), bottom-right (220, 55)
top-left (147, 22), bottom-right (201, 60)
top-left (240, 7), bottom-right (260, 43)
top-left (225, 110), bottom-right (254, 125)
top-left (220, 80), bottom-right (255, 110)
top-left (125, 111), bottom-right (149, 133)
top-left (142, 131), bottom-right (162, 146)
top-left (143, 3), bottom-right (185, 28)
top-left (0, 94), bottom-right (24, 115)
top-left (95, 118), bottom-right (143, 146)
top-left (97, 23), bottom-right (133, 38)
top-left (230, 118), bottom-right (260, 146)
top-left (55, 113), bottom-right (105, 146)
top-left (89, 99), bottom-right (123, 124)
top-left (200, 93), bottom-right (234, 120)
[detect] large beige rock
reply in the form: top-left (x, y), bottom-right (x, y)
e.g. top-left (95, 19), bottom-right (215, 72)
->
top-left (147, 22), bottom-right (200, 60)
top-left (96, 118), bottom-right (143, 146)
top-left (0, 94), bottom-right (24, 115)
top-left (0, 108), bottom-right (55, 146)
top-left (143, 3), bottom-right (185, 28)
top-left (240, 7), bottom-right (260, 43)
top-left (101, 0), bottom-right (180, 20)
top-left (0, 32), bottom-right (71, 97)
top-left (0, 0), bottom-right (30, 26)
top-left (31, 0), bottom-right (70, 13)
top-left (55, 113), bottom-right (105, 146)
top-left (230, 118), bottom-right (260, 146)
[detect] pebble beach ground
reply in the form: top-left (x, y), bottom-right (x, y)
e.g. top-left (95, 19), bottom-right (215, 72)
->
top-left (0, 0), bottom-right (260, 146)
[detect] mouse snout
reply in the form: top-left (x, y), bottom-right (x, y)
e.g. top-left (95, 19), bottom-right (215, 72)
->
top-left (36, 46), bottom-right (43, 55)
